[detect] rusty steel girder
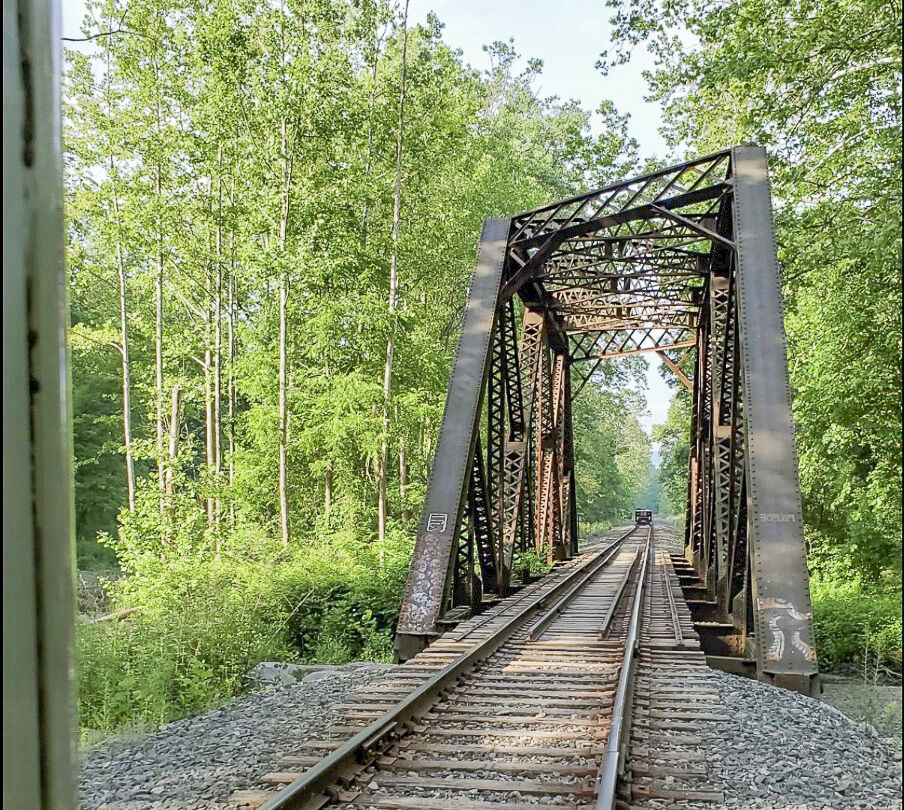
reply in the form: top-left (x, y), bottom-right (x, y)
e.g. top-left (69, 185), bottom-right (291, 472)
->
top-left (394, 147), bottom-right (819, 696)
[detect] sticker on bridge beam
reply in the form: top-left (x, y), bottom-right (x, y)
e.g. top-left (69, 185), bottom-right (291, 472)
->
top-left (426, 513), bottom-right (448, 532)
top-left (757, 513), bottom-right (796, 522)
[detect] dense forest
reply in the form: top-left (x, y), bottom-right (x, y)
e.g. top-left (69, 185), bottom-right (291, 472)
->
top-left (66, 0), bottom-right (900, 738)
top-left (66, 0), bottom-right (653, 735)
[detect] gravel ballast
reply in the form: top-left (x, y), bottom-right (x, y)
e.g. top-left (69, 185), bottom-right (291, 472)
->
top-left (687, 670), bottom-right (903, 810)
top-left (79, 663), bottom-right (394, 810)
top-left (80, 665), bottom-right (902, 810)
top-left (79, 647), bottom-right (902, 808)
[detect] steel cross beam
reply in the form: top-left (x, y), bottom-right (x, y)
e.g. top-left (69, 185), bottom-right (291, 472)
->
top-left (395, 148), bottom-right (819, 697)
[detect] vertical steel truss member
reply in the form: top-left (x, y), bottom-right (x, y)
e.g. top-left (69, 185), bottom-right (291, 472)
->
top-left (463, 437), bottom-right (496, 597)
top-left (395, 219), bottom-right (510, 660)
top-left (684, 148), bottom-right (817, 693)
top-left (730, 146), bottom-right (818, 693)
top-left (499, 309), bottom-right (545, 585)
top-left (487, 296), bottom-right (524, 576)
top-left (534, 335), bottom-right (559, 559)
top-left (562, 362), bottom-right (579, 556)
top-left (396, 147), bottom-right (819, 696)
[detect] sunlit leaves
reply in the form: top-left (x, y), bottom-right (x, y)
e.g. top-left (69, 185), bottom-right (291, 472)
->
top-left (606, 0), bottom-right (902, 579)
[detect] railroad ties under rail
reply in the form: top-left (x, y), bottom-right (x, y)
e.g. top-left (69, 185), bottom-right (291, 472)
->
top-left (623, 524), bottom-right (728, 807)
top-left (230, 523), bottom-right (727, 810)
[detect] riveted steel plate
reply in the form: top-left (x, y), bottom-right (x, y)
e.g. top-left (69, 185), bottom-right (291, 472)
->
top-left (731, 146), bottom-right (818, 692)
top-left (395, 219), bottom-right (509, 640)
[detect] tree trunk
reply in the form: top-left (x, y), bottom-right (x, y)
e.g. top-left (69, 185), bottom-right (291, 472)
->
top-left (103, 25), bottom-right (133, 514)
top-left (204, 349), bottom-right (214, 523)
top-left (213, 150), bottom-right (223, 525)
top-left (228, 257), bottom-right (236, 528)
top-left (164, 384), bottom-right (182, 544)
top-left (155, 166), bottom-right (165, 506)
top-left (117, 247), bottom-right (135, 513)
top-left (111, 181), bottom-right (135, 512)
top-left (324, 465), bottom-right (332, 520)
top-left (278, 274), bottom-right (289, 545)
top-left (277, 117), bottom-right (292, 547)
top-left (204, 207), bottom-right (216, 527)
top-left (399, 440), bottom-right (409, 525)
top-left (165, 385), bottom-right (182, 496)
top-left (378, 0), bottom-right (410, 555)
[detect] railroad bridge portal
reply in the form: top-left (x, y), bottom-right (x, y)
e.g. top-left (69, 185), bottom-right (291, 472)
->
top-left (395, 146), bottom-right (819, 696)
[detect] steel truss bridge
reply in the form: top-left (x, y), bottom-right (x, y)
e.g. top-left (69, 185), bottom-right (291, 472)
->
top-left (394, 145), bottom-right (819, 697)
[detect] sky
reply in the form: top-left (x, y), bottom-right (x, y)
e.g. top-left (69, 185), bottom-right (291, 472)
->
top-left (60, 0), bottom-right (676, 444)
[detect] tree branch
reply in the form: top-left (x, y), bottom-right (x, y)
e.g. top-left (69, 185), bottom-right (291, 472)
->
top-left (829, 56), bottom-right (900, 82)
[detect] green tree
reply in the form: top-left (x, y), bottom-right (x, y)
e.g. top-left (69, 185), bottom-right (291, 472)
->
top-left (573, 360), bottom-right (651, 530)
top-left (653, 387), bottom-right (692, 519)
top-left (605, 0), bottom-right (902, 580)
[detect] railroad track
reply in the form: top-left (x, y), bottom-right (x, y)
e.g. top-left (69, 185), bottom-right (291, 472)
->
top-left (623, 525), bottom-right (727, 807)
top-left (230, 523), bottom-right (725, 810)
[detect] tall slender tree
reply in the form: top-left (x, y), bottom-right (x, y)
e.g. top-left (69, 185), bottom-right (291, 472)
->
top-left (377, 0), bottom-right (409, 551)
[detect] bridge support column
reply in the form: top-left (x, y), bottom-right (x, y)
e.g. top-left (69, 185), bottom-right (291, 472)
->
top-left (562, 359), bottom-right (578, 557)
top-left (394, 219), bottom-right (509, 659)
top-left (732, 146), bottom-right (819, 696)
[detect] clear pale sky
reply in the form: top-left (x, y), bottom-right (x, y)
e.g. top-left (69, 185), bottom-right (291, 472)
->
top-left (60, 0), bottom-right (675, 440)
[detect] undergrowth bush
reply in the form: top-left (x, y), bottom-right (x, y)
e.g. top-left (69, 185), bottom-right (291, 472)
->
top-left (78, 519), bottom-right (412, 741)
top-left (513, 549), bottom-right (554, 578)
top-left (578, 520), bottom-right (616, 538)
top-left (810, 575), bottom-right (902, 673)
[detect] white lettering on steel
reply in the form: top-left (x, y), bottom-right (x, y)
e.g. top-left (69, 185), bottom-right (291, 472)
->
top-left (757, 513), bottom-right (796, 522)
top-left (426, 513), bottom-right (448, 532)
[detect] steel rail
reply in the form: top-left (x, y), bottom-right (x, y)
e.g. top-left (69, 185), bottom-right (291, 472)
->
top-left (596, 545), bottom-right (641, 638)
top-left (451, 528), bottom-right (633, 643)
top-left (260, 530), bottom-right (635, 810)
top-left (595, 523), bottom-right (654, 810)
top-left (662, 557), bottom-right (685, 647)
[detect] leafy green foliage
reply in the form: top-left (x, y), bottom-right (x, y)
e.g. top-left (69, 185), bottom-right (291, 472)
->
top-left (637, 463), bottom-right (664, 515)
top-left (65, 0), bottom-right (651, 738)
top-left (70, 330), bottom-right (128, 564)
top-left (652, 384), bottom-right (692, 519)
top-left (78, 525), bottom-right (410, 735)
top-left (514, 549), bottom-right (554, 578)
top-left (810, 576), bottom-right (902, 673)
top-left (573, 361), bottom-right (652, 532)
